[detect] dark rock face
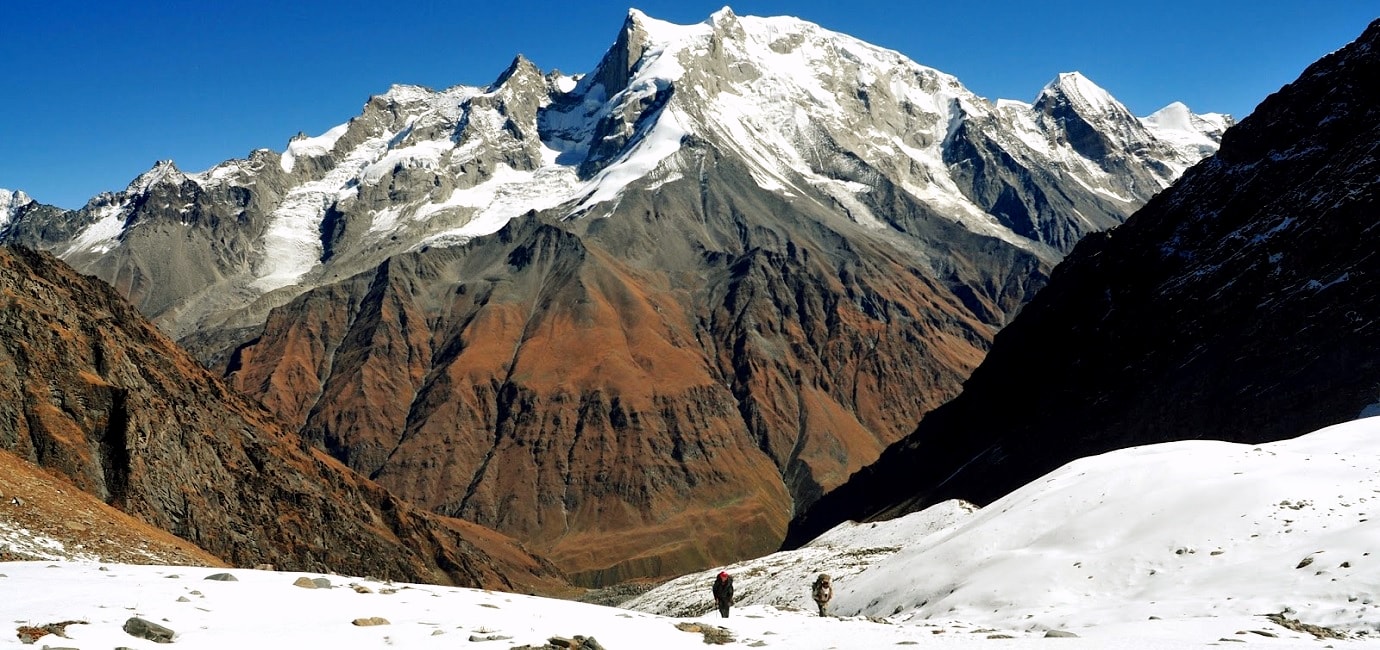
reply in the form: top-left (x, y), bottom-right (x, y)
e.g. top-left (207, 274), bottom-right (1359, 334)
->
top-left (0, 246), bottom-right (568, 593)
top-left (786, 19), bottom-right (1380, 547)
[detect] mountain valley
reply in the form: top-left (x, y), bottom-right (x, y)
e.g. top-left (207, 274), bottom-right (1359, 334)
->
top-left (2, 9), bottom-right (1230, 584)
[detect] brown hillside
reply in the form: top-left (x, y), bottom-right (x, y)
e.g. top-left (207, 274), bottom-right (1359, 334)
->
top-left (0, 245), bottom-right (568, 594)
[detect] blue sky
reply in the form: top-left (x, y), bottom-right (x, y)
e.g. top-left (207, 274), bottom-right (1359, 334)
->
top-left (3, 1), bottom-right (1375, 209)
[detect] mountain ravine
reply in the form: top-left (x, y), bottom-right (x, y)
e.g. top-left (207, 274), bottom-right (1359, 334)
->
top-left (0, 9), bottom-right (1226, 584)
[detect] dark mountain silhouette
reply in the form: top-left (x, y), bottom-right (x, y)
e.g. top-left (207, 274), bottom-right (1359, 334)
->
top-left (786, 18), bottom-right (1380, 548)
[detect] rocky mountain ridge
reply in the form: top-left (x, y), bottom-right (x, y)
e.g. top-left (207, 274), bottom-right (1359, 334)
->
top-left (0, 9), bottom-right (1226, 350)
top-left (1, 8), bottom-right (1227, 585)
top-left (786, 17), bottom-right (1380, 547)
top-left (0, 246), bottom-right (569, 594)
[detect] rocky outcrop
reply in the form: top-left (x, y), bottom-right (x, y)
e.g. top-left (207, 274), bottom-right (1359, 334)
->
top-left (786, 18), bottom-right (1380, 547)
top-left (0, 246), bottom-right (569, 593)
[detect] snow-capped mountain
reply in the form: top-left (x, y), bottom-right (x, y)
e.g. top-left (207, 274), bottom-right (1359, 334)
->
top-left (0, 188), bottom-right (32, 227)
top-left (789, 17), bottom-right (1380, 548)
top-left (2, 8), bottom-right (1224, 344)
top-left (0, 8), bottom-right (1227, 586)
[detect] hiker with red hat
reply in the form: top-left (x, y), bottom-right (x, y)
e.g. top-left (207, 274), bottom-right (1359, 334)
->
top-left (711, 570), bottom-right (734, 618)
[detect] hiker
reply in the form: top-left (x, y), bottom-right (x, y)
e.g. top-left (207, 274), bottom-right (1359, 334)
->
top-left (711, 571), bottom-right (734, 618)
top-left (812, 573), bottom-right (833, 616)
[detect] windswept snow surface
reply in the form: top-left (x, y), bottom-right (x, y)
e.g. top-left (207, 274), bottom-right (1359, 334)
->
top-left (625, 417), bottom-right (1380, 646)
top-left (7, 423), bottom-right (1380, 647)
top-left (8, 422), bottom-right (1380, 647)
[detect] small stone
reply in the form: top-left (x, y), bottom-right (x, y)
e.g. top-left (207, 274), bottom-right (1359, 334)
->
top-left (311, 577), bottom-right (332, 588)
top-left (352, 584), bottom-right (374, 594)
top-left (176, 596), bottom-right (190, 602)
top-left (351, 617), bottom-right (390, 627)
top-left (204, 573), bottom-right (237, 581)
top-left (293, 576), bottom-right (318, 589)
top-left (1044, 630), bottom-right (1080, 638)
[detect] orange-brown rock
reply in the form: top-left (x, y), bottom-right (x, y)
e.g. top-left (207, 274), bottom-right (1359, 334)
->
top-left (227, 169), bottom-right (1032, 584)
top-left (0, 246), bottom-right (568, 593)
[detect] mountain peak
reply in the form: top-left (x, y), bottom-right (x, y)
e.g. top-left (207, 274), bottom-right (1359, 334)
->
top-left (1, 188), bottom-right (34, 226)
top-left (1039, 71), bottom-right (1123, 115)
top-left (1144, 101), bottom-right (1197, 131)
top-left (588, 8), bottom-right (656, 97)
top-left (708, 6), bottom-right (737, 26)
top-left (490, 54), bottom-right (544, 92)
top-left (126, 160), bottom-right (185, 195)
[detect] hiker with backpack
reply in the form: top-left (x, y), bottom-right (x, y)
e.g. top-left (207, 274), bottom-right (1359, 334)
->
top-left (711, 571), bottom-right (734, 618)
top-left (812, 573), bottom-right (833, 616)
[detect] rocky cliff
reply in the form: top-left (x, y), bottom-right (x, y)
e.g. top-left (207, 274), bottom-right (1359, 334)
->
top-left (786, 18), bottom-right (1380, 547)
top-left (0, 246), bottom-right (568, 594)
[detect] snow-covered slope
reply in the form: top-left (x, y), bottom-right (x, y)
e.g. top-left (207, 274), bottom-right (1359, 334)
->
top-left (8, 418), bottom-right (1378, 648)
top-left (626, 416), bottom-right (1380, 642)
top-left (0, 8), bottom-right (1228, 344)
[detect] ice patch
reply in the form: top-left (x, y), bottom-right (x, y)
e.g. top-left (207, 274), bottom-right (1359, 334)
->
top-left (254, 131), bottom-right (393, 292)
top-left (63, 202), bottom-right (128, 257)
top-left (281, 123), bottom-right (350, 173)
top-left (361, 140), bottom-right (453, 185)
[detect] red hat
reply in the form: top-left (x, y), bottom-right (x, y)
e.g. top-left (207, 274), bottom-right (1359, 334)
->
top-left (718, 571), bottom-right (729, 578)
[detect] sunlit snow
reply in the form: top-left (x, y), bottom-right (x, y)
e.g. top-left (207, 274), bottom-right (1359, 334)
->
top-left (281, 123), bottom-right (350, 174)
top-left (0, 188), bottom-right (32, 227)
top-left (253, 128), bottom-right (395, 292)
top-left (7, 418), bottom-right (1380, 648)
top-left (63, 202), bottom-right (128, 256)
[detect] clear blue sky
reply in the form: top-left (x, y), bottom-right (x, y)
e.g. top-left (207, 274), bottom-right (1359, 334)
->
top-left (3, 1), bottom-right (1375, 209)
